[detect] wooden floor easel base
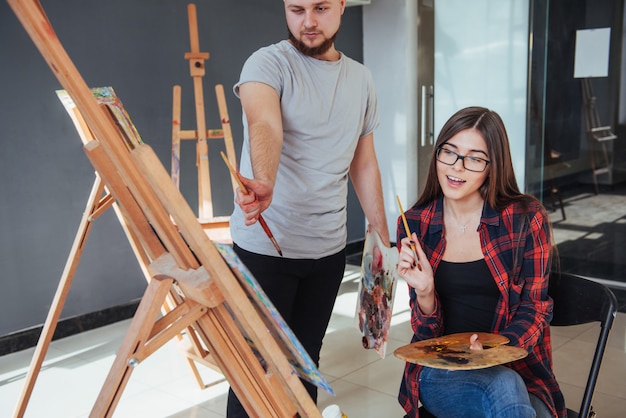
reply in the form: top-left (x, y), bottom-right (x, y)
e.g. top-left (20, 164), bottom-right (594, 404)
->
top-left (12, 174), bottom-right (222, 418)
top-left (90, 267), bottom-right (237, 417)
top-left (12, 174), bottom-right (107, 418)
top-left (12, 162), bottom-right (319, 418)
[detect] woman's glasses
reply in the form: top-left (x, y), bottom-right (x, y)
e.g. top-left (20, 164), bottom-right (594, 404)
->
top-left (436, 147), bottom-right (490, 172)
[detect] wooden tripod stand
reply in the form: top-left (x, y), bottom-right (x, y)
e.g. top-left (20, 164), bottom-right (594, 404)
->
top-left (8, 0), bottom-right (328, 416)
top-left (581, 78), bottom-right (618, 194)
top-left (172, 3), bottom-right (238, 243)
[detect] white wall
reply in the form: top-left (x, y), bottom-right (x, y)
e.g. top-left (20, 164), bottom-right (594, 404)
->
top-left (363, 0), bottom-right (530, 241)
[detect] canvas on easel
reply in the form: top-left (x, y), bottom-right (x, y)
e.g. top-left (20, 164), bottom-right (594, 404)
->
top-left (57, 87), bottom-right (142, 148)
top-left (215, 243), bottom-right (334, 395)
top-left (7, 0), bottom-right (328, 416)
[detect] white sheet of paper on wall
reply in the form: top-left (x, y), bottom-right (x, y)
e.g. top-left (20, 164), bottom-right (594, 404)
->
top-left (574, 27), bottom-right (611, 78)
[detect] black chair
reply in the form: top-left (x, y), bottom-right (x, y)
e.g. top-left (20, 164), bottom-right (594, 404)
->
top-left (417, 406), bottom-right (436, 418)
top-left (549, 272), bottom-right (618, 418)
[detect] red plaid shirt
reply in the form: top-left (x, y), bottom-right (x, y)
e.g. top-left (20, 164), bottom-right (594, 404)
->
top-left (397, 196), bottom-right (566, 418)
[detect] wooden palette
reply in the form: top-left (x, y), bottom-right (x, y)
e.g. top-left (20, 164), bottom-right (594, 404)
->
top-left (394, 332), bottom-right (528, 370)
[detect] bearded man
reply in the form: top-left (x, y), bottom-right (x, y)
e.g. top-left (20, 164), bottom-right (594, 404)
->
top-left (226, 1), bottom-right (390, 415)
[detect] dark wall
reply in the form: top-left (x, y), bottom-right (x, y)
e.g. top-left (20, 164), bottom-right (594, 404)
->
top-left (0, 0), bottom-right (364, 337)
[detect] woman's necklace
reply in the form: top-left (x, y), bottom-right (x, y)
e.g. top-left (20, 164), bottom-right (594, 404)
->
top-left (444, 202), bottom-right (483, 233)
top-left (454, 219), bottom-right (475, 233)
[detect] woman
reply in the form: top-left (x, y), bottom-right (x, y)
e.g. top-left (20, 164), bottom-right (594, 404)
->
top-left (396, 107), bottom-right (566, 417)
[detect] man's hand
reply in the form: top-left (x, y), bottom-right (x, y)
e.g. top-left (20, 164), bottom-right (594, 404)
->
top-left (234, 173), bottom-right (273, 226)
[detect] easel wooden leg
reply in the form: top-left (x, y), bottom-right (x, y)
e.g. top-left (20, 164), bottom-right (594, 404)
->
top-left (89, 273), bottom-right (307, 418)
top-left (12, 174), bottom-right (109, 418)
top-left (161, 293), bottom-right (224, 389)
top-left (90, 275), bottom-right (207, 417)
top-left (215, 83), bottom-right (238, 194)
top-left (171, 84), bottom-right (182, 189)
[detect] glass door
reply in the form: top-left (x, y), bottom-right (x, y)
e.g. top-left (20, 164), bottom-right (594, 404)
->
top-left (527, 0), bottom-right (626, 292)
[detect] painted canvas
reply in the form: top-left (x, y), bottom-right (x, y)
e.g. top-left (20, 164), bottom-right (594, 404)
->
top-left (56, 86), bottom-right (143, 149)
top-left (214, 243), bottom-right (335, 395)
top-left (355, 227), bottom-right (399, 358)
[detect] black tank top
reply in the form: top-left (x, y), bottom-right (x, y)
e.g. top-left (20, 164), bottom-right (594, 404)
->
top-left (435, 259), bottom-right (500, 335)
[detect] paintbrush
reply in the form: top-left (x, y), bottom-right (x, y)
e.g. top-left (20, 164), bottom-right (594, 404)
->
top-left (395, 195), bottom-right (422, 271)
top-left (220, 151), bottom-right (283, 257)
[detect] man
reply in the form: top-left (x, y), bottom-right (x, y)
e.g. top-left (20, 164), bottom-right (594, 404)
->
top-left (227, 0), bottom-right (390, 415)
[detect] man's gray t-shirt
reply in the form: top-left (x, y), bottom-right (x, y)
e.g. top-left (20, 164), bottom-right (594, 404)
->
top-left (232, 40), bottom-right (379, 259)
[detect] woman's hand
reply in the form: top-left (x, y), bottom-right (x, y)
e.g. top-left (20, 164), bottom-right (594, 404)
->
top-left (397, 233), bottom-right (436, 314)
top-left (469, 333), bottom-right (483, 351)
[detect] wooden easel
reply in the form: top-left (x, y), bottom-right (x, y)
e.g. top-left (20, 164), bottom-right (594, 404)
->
top-left (172, 3), bottom-right (238, 242)
top-left (8, 1), bottom-right (324, 417)
top-left (581, 78), bottom-right (617, 194)
top-left (83, 88), bottom-right (222, 380)
top-left (12, 87), bottom-right (241, 416)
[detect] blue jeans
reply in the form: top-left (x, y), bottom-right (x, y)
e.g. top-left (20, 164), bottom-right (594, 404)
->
top-left (419, 365), bottom-right (551, 418)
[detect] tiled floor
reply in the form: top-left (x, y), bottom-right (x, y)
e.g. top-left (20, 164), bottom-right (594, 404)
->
top-left (1, 263), bottom-right (625, 417)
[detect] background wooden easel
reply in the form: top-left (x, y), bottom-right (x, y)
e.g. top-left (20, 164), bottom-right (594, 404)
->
top-left (172, 3), bottom-right (238, 243)
top-left (581, 78), bottom-right (618, 194)
top-left (8, 0), bottom-right (327, 416)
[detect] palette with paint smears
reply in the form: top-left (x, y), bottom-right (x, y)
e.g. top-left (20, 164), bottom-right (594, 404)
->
top-left (394, 332), bottom-right (528, 370)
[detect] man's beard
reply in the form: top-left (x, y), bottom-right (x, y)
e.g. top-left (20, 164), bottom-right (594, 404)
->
top-left (288, 26), bottom-right (339, 57)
